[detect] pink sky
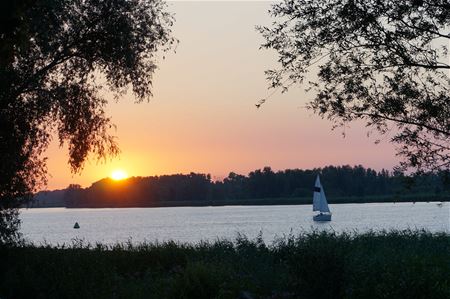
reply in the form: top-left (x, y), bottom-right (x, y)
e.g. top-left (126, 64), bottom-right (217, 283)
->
top-left (44, 1), bottom-right (398, 190)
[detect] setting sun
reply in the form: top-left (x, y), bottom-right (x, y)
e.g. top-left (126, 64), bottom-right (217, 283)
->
top-left (110, 170), bottom-right (128, 181)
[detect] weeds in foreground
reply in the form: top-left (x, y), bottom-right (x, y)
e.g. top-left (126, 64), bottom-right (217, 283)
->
top-left (0, 230), bottom-right (449, 299)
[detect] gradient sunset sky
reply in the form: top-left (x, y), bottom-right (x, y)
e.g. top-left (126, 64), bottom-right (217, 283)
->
top-left (44, 1), bottom-right (398, 190)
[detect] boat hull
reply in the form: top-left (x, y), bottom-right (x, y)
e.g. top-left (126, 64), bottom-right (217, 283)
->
top-left (313, 213), bottom-right (332, 222)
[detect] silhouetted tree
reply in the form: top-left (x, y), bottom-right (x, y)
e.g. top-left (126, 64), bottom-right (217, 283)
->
top-left (59, 166), bottom-right (448, 208)
top-left (0, 0), bottom-right (174, 242)
top-left (258, 0), bottom-right (450, 172)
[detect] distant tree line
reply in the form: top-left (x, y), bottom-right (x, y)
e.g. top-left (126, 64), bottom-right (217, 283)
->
top-left (61, 165), bottom-right (449, 208)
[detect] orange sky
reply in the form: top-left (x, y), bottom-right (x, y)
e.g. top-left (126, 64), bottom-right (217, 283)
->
top-left (44, 1), bottom-right (398, 190)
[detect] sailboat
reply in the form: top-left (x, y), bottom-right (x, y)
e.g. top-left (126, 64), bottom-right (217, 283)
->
top-left (313, 175), bottom-right (332, 221)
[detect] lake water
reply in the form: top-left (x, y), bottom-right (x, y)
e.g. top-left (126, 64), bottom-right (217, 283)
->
top-left (20, 202), bottom-right (449, 245)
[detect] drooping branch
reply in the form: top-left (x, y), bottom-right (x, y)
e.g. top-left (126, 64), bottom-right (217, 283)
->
top-left (353, 112), bottom-right (450, 137)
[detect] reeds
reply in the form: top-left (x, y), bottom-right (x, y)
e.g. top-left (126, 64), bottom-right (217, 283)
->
top-left (1, 230), bottom-right (449, 299)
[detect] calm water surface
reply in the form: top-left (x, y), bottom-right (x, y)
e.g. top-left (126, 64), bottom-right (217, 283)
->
top-left (20, 202), bottom-right (449, 245)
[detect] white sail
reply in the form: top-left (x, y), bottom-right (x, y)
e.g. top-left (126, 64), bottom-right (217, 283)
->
top-left (313, 175), bottom-right (321, 211)
top-left (319, 185), bottom-right (330, 213)
top-left (312, 174), bottom-right (331, 213)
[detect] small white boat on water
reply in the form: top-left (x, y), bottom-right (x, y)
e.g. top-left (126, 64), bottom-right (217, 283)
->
top-left (313, 175), bottom-right (332, 221)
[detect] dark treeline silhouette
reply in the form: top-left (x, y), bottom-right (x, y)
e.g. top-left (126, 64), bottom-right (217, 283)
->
top-left (50, 165), bottom-right (450, 208)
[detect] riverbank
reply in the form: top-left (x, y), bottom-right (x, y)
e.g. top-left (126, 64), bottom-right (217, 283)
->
top-left (122, 193), bottom-right (449, 208)
top-left (29, 193), bottom-right (450, 209)
top-left (1, 230), bottom-right (449, 299)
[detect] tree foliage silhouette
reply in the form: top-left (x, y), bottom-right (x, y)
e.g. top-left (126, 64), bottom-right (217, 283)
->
top-left (0, 0), bottom-right (174, 243)
top-left (258, 0), bottom-right (450, 172)
top-left (60, 166), bottom-right (448, 208)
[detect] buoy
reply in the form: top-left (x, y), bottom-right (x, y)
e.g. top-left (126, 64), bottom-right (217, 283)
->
top-left (73, 222), bottom-right (80, 229)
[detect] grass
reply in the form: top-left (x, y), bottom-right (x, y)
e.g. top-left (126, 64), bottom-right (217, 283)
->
top-left (1, 230), bottom-right (449, 299)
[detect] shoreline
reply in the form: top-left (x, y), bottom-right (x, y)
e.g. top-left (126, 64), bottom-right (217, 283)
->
top-left (25, 195), bottom-right (449, 209)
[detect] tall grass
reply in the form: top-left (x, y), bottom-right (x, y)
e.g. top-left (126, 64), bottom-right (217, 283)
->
top-left (1, 230), bottom-right (449, 299)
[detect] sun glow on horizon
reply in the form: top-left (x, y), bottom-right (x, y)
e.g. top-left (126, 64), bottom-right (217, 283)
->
top-left (110, 169), bottom-right (128, 181)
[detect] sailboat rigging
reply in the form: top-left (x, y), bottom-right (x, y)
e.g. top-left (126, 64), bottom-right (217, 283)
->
top-left (313, 175), bottom-right (332, 221)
